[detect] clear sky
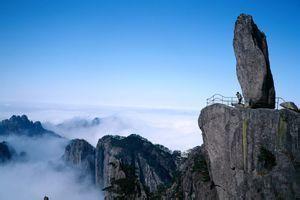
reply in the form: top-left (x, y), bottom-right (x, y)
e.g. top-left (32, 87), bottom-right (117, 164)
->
top-left (1, 0), bottom-right (299, 109)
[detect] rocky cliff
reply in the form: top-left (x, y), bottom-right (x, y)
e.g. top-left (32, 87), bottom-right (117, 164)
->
top-left (63, 139), bottom-right (95, 181)
top-left (199, 104), bottom-right (300, 199)
top-left (63, 134), bottom-right (179, 199)
top-left (95, 134), bottom-right (178, 199)
top-left (196, 13), bottom-right (299, 199)
top-left (162, 146), bottom-right (218, 200)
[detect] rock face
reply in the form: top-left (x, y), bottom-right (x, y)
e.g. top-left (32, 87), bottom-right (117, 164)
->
top-left (63, 134), bottom-right (219, 199)
top-left (63, 139), bottom-right (95, 181)
top-left (95, 134), bottom-right (177, 199)
top-left (177, 146), bottom-right (218, 200)
top-left (234, 14), bottom-right (275, 108)
top-left (0, 115), bottom-right (60, 137)
top-left (162, 146), bottom-right (218, 200)
top-left (0, 141), bottom-right (16, 163)
top-left (280, 102), bottom-right (299, 112)
top-left (199, 103), bottom-right (300, 199)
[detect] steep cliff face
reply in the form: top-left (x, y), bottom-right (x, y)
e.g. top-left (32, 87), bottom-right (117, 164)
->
top-left (199, 103), bottom-right (300, 199)
top-left (95, 134), bottom-right (178, 199)
top-left (177, 146), bottom-right (217, 200)
top-left (63, 139), bottom-right (95, 181)
top-left (162, 146), bottom-right (218, 200)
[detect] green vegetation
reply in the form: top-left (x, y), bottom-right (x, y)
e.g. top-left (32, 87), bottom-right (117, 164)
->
top-left (192, 154), bottom-right (210, 182)
top-left (112, 134), bottom-right (176, 184)
top-left (148, 184), bottom-right (168, 200)
top-left (148, 170), bottom-right (184, 200)
top-left (258, 146), bottom-right (276, 171)
top-left (103, 162), bottom-right (141, 199)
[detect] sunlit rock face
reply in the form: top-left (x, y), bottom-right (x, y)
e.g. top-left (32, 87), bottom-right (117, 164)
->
top-left (234, 14), bottom-right (275, 108)
top-left (95, 134), bottom-right (177, 200)
top-left (63, 139), bottom-right (95, 181)
top-left (199, 103), bottom-right (300, 199)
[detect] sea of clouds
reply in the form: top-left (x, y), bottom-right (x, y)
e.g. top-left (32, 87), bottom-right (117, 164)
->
top-left (0, 135), bottom-right (102, 200)
top-left (0, 102), bottom-right (203, 150)
top-left (0, 102), bottom-right (202, 200)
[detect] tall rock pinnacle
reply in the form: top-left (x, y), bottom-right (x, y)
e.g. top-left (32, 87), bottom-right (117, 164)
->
top-left (233, 14), bottom-right (275, 108)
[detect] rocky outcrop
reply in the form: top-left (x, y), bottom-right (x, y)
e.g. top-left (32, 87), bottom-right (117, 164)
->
top-left (63, 139), bottom-right (95, 181)
top-left (0, 141), bottom-right (16, 163)
top-left (162, 146), bottom-right (218, 200)
top-left (199, 103), bottom-right (300, 199)
top-left (95, 134), bottom-right (178, 199)
top-left (0, 115), bottom-right (60, 138)
top-left (280, 102), bottom-right (299, 112)
top-left (234, 14), bottom-right (275, 108)
top-left (177, 146), bottom-right (217, 200)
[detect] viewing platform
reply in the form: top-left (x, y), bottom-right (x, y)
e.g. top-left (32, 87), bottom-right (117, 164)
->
top-left (206, 94), bottom-right (285, 109)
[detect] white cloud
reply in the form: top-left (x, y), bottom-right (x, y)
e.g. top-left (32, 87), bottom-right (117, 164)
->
top-left (0, 135), bottom-right (102, 200)
top-left (0, 103), bottom-right (203, 150)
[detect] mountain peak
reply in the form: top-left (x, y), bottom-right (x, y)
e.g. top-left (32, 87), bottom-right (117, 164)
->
top-left (0, 115), bottom-right (60, 138)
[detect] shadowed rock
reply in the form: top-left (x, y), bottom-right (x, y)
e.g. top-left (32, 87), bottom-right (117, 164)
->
top-left (0, 141), bottom-right (16, 163)
top-left (234, 14), bottom-right (275, 108)
top-left (162, 146), bottom-right (218, 200)
top-left (0, 115), bottom-right (60, 138)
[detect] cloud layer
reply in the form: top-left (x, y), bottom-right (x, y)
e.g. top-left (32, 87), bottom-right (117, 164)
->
top-left (0, 135), bottom-right (102, 200)
top-left (0, 102), bottom-right (203, 200)
top-left (0, 103), bottom-right (202, 150)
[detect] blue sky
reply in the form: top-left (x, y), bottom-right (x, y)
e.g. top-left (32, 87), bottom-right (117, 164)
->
top-left (0, 0), bottom-right (299, 109)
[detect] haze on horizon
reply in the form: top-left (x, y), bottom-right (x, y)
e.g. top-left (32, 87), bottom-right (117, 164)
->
top-left (0, 0), bottom-right (299, 110)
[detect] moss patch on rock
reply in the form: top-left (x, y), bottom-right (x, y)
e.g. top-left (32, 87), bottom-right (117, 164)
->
top-left (242, 119), bottom-right (248, 170)
top-left (277, 115), bottom-right (287, 149)
top-left (257, 146), bottom-right (276, 173)
top-left (192, 154), bottom-right (210, 182)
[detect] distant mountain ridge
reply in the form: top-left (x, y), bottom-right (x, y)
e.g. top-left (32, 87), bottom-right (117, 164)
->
top-left (56, 117), bottom-right (101, 130)
top-left (0, 115), bottom-right (61, 138)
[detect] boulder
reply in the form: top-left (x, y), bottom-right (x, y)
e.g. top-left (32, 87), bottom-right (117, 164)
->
top-left (280, 102), bottom-right (299, 112)
top-left (233, 14), bottom-right (275, 108)
top-left (199, 103), bottom-right (300, 199)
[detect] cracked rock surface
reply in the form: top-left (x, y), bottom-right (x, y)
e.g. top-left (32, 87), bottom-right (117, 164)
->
top-left (199, 103), bottom-right (300, 199)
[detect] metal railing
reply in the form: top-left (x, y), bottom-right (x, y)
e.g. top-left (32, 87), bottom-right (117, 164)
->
top-left (206, 94), bottom-right (285, 109)
top-left (276, 97), bottom-right (286, 110)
